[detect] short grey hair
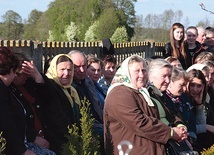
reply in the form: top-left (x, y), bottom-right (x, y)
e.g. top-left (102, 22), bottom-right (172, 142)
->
top-left (67, 50), bottom-right (87, 63)
top-left (148, 58), bottom-right (172, 76)
top-left (68, 50), bottom-right (84, 57)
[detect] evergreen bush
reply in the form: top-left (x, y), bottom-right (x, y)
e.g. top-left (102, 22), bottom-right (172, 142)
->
top-left (0, 132), bottom-right (6, 155)
top-left (62, 97), bottom-right (100, 155)
top-left (201, 145), bottom-right (214, 155)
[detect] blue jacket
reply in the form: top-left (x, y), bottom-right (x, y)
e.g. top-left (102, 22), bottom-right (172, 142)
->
top-left (162, 92), bottom-right (197, 140)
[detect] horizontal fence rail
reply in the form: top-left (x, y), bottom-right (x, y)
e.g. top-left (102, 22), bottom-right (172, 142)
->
top-left (0, 40), bottom-right (165, 73)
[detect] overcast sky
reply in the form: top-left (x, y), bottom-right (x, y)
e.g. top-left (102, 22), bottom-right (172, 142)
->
top-left (0, 0), bottom-right (213, 26)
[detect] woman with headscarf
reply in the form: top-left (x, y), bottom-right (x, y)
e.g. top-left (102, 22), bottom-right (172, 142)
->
top-left (104, 55), bottom-right (188, 155)
top-left (22, 54), bottom-right (81, 154)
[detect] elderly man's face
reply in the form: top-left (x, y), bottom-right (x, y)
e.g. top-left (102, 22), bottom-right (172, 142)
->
top-left (150, 67), bottom-right (172, 92)
top-left (70, 53), bottom-right (87, 81)
top-left (196, 28), bottom-right (206, 44)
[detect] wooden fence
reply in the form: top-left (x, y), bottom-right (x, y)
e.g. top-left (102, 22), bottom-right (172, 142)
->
top-left (0, 40), bottom-right (166, 73)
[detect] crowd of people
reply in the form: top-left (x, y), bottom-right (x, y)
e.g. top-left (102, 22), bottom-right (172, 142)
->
top-left (0, 24), bottom-right (214, 155)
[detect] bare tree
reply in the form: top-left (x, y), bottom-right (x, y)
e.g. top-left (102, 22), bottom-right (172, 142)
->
top-left (199, 3), bottom-right (214, 14)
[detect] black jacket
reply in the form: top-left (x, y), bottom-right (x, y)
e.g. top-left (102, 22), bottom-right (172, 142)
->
top-left (10, 78), bottom-right (47, 142)
top-left (163, 42), bottom-right (191, 70)
top-left (0, 79), bottom-right (27, 155)
top-left (190, 97), bottom-right (214, 150)
top-left (39, 75), bottom-right (80, 155)
top-left (186, 41), bottom-right (205, 64)
top-left (162, 92), bottom-right (196, 138)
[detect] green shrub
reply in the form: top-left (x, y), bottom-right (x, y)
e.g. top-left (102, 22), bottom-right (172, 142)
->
top-left (0, 132), bottom-right (6, 155)
top-left (62, 97), bottom-right (100, 155)
top-left (201, 145), bottom-right (214, 155)
top-left (111, 26), bottom-right (128, 43)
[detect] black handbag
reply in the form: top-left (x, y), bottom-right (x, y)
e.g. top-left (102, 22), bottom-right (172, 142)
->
top-left (165, 139), bottom-right (198, 155)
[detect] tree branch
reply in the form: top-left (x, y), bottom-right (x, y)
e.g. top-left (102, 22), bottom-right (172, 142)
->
top-left (199, 3), bottom-right (214, 14)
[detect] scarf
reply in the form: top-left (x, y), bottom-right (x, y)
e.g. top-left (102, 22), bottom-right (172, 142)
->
top-left (46, 54), bottom-right (80, 107)
top-left (166, 89), bottom-right (183, 113)
top-left (107, 55), bottom-right (154, 106)
top-left (166, 90), bottom-right (180, 104)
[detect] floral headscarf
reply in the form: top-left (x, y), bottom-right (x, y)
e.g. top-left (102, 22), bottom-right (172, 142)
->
top-left (46, 54), bottom-right (80, 107)
top-left (107, 55), bottom-right (154, 106)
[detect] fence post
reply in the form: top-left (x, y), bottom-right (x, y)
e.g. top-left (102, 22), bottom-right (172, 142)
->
top-left (32, 43), bottom-right (44, 73)
top-left (145, 42), bottom-right (151, 58)
top-left (95, 42), bottom-right (102, 59)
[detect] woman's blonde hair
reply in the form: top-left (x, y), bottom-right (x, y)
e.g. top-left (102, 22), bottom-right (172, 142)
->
top-left (194, 51), bottom-right (214, 64)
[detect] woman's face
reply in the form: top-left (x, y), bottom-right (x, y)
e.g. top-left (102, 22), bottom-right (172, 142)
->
top-left (170, 60), bottom-right (182, 68)
top-left (186, 28), bottom-right (198, 44)
top-left (150, 67), bottom-right (172, 92)
top-left (13, 71), bottom-right (29, 86)
top-left (173, 28), bottom-right (184, 41)
top-left (3, 69), bottom-right (17, 86)
top-left (208, 67), bottom-right (214, 86)
top-left (57, 61), bottom-right (73, 86)
top-left (168, 78), bottom-right (187, 96)
top-left (87, 62), bottom-right (101, 82)
top-left (129, 61), bottom-right (147, 89)
top-left (102, 62), bottom-right (116, 80)
top-left (189, 77), bottom-right (204, 98)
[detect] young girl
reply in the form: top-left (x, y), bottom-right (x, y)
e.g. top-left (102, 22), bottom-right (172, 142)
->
top-left (186, 69), bottom-right (214, 151)
top-left (164, 23), bottom-right (191, 69)
top-left (186, 26), bottom-right (205, 65)
top-left (202, 61), bottom-right (214, 114)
